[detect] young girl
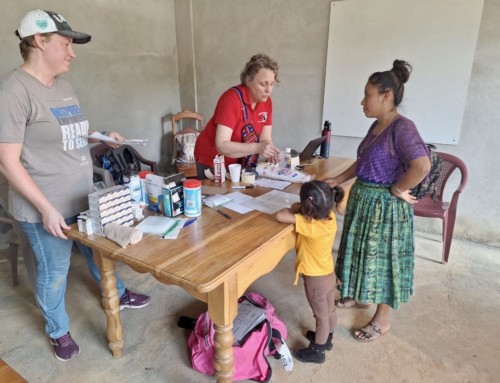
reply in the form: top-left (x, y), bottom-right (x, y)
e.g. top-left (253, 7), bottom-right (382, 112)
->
top-left (275, 180), bottom-right (343, 364)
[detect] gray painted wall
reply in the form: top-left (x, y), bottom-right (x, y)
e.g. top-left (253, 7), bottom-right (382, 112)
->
top-left (1, 1), bottom-right (498, 246)
top-left (1, 0), bottom-right (180, 173)
top-left (187, 0), bottom-right (500, 246)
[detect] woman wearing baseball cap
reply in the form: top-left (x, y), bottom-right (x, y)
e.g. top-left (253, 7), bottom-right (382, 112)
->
top-left (0, 10), bottom-right (151, 361)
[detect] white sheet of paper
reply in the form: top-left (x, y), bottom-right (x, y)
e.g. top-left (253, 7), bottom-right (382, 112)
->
top-left (254, 178), bottom-right (291, 190)
top-left (255, 190), bottom-right (300, 208)
top-left (87, 132), bottom-right (149, 146)
top-left (237, 190), bottom-right (299, 214)
top-left (135, 216), bottom-right (177, 236)
top-left (241, 198), bottom-right (280, 214)
top-left (221, 192), bottom-right (254, 214)
top-left (203, 194), bottom-right (232, 207)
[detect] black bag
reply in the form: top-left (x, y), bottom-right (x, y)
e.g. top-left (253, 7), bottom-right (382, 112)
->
top-left (98, 146), bottom-right (142, 184)
top-left (410, 144), bottom-right (443, 200)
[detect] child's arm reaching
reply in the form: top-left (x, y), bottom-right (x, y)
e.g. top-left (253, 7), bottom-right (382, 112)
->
top-left (275, 202), bottom-right (301, 224)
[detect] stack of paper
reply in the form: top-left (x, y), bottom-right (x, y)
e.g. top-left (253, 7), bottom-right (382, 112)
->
top-left (203, 194), bottom-right (232, 207)
top-left (232, 301), bottom-right (267, 345)
top-left (135, 215), bottom-right (186, 239)
top-left (87, 132), bottom-right (148, 146)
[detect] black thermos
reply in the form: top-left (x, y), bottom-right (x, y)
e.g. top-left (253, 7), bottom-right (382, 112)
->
top-left (320, 121), bottom-right (331, 158)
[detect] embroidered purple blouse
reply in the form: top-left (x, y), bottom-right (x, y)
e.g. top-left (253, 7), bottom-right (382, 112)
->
top-left (356, 115), bottom-right (429, 184)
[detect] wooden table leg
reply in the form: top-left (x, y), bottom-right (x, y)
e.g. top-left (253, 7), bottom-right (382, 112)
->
top-left (208, 277), bottom-right (238, 383)
top-left (93, 250), bottom-right (124, 358)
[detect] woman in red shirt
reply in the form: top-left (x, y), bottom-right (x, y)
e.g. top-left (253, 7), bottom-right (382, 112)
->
top-left (194, 53), bottom-right (281, 178)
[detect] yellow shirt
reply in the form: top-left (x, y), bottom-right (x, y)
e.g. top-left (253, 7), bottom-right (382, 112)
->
top-left (293, 211), bottom-right (337, 285)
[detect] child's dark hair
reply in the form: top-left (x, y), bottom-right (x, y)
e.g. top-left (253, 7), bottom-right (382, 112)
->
top-left (299, 180), bottom-right (344, 220)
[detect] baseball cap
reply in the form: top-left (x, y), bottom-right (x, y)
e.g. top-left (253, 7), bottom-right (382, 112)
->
top-left (17, 9), bottom-right (91, 44)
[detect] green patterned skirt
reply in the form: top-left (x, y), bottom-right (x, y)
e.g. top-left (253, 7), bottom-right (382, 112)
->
top-left (336, 180), bottom-right (415, 309)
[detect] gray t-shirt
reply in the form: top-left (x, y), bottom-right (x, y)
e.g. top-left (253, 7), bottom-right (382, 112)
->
top-left (0, 68), bottom-right (93, 222)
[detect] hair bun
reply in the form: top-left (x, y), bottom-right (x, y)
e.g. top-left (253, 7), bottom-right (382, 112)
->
top-left (392, 59), bottom-right (412, 84)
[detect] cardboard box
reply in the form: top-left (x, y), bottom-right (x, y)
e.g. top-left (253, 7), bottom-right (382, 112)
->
top-left (214, 155), bottom-right (226, 183)
top-left (162, 183), bottom-right (184, 217)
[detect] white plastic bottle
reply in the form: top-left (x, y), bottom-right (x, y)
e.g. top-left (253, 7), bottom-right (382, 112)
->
top-left (123, 165), bottom-right (142, 202)
top-left (285, 148), bottom-right (292, 169)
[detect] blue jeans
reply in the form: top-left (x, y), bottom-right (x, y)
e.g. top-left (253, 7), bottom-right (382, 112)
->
top-left (19, 216), bottom-right (125, 339)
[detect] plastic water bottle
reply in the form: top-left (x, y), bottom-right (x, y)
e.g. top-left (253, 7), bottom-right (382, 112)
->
top-left (320, 121), bottom-right (331, 158)
top-left (285, 148), bottom-right (292, 169)
top-left (123, 164), bottom-right (142, 202)
top-left (101, 155), bottom-right (116, 180)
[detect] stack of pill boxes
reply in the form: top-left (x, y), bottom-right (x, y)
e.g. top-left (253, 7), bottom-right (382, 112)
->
top-left (88, 185), bottom-right (134, 236)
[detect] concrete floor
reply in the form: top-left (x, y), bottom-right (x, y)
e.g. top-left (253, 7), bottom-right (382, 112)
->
top-left (1, 229), bottom-right (499, 383)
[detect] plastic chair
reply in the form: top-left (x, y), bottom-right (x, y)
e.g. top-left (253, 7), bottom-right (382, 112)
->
top-left (413, 152), bottom-right (468, 264)
top-left (90, 144), bottom-right (158, 187)
top-left (171, 110), bottom-right (203, 178)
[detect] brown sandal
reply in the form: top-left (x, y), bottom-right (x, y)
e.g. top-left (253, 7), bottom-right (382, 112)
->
top-left (353, 322), bottom-right (390, 342)
top-left (335, 298), bottom-right (371, 309)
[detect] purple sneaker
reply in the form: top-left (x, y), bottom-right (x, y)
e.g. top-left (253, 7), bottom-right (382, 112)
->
top-left (119, 288), bottom-right (151, 310)
top-left (50, 332), bottom-right (80, 361)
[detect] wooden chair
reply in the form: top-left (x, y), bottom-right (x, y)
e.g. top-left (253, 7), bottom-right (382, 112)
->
top-left (413, 152), bottom-right (468, 264)
top-left (171, 110), bottom-right (203, 178)
top-left (90, 144), bottom-right (158, 186)
top-left (0, 179), bottom-right (19, 286)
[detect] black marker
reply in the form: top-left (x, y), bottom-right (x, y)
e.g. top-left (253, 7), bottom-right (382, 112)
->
top-left (216, 209), bottom-right (232, 219)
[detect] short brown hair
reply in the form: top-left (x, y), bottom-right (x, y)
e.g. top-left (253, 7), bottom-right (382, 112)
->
top-left (240, 53), bottom-right (280, 86)
top-left (15, 31), bottom-right (54, 61)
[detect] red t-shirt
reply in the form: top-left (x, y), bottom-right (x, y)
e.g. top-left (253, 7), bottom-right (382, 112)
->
top-left (194, 84), bottom-right (273, 168)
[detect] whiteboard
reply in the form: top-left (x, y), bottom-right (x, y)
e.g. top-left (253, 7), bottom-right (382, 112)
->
top-left (322, 0), bottom-right (483, 144)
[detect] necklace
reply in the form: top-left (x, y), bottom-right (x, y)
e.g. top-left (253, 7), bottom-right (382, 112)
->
top-left (358, 114), bottom-right (400, 158)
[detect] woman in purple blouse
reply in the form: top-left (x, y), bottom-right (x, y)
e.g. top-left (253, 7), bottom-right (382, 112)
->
top-left (325, 60), bottom-right (430, 342)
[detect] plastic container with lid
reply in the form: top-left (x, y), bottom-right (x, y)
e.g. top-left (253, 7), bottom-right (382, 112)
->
top-left (138, 170), bottom-right (154, 203)
top-left (183, 179), bottom-right (202, 217)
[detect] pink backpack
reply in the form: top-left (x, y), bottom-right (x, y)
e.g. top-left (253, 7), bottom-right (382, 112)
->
top-left (187, 292), bottom-right (290, 382)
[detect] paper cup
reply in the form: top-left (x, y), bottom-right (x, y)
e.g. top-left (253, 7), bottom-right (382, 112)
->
top-left (228, 164), bottom-right (242, 182)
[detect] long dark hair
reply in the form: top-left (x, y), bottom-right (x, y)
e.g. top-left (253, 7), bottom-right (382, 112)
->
top-left (368, 59), bottom-right (412, 106)
top-left (299, 180), bottom-right (344, 220)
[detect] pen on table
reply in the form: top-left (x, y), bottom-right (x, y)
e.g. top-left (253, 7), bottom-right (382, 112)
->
top-left (183, 217), bottom-right (197, 227)
top-left (231, 185), bottom-right (254, 189)
top-left (216, 209), bottom-right (232, 219)
top-left (162, 220), bottom-right (181, 238)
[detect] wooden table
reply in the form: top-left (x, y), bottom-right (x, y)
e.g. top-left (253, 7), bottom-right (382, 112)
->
top-left (65, 157), bottom-right (354, 382)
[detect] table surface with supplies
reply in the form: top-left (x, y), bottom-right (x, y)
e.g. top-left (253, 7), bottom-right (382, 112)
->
top-left (64, 156), bottom-right (355, 383)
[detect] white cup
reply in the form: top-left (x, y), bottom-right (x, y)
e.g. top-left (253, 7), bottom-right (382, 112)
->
top-left (228, 164), bottom-right (242, 182)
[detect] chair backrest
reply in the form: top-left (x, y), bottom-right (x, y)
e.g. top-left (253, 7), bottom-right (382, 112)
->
top-left (428, 151), bottom-right (468, 203)
top-left (0, 175), bottom-right (15, 226)
top-left (90, 144), bottom-right (158, 186)
top-left (171, 110), bottom-right (204, 162)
